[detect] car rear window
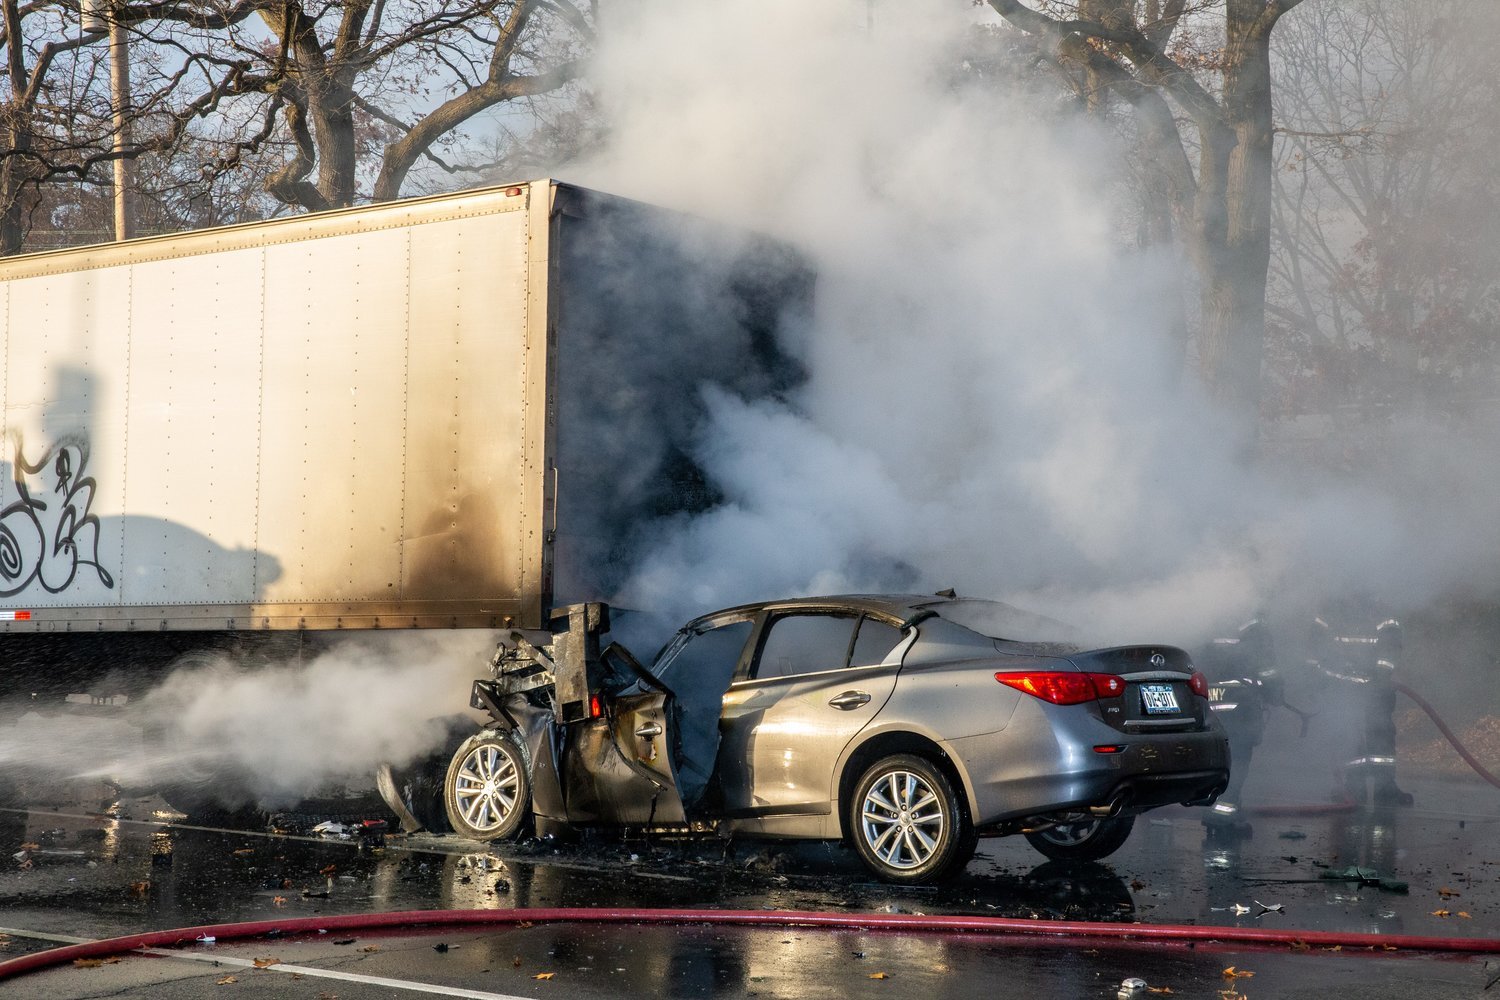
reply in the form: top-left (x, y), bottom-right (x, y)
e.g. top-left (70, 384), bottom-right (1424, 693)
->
top-left (850, 617), bottom-right (906, 667)
top-left (930, 599), bottom-right (1076, 643)
top-left (755, 613), bottom-right (858, 680)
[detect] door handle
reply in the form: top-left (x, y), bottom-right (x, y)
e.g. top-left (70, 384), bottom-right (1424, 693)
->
top-left (828, 691), bottom-right (871, 710)
top-left (634, 722), bottom-right (663, 739)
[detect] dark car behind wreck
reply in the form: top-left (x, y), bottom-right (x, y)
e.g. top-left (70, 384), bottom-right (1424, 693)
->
top-left (441, 594), bottom-right (1230, 884)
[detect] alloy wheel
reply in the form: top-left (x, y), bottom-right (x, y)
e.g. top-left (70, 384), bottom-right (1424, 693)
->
top-left (452, 742), bottom-right (521, 833)
top-left (859, 768), bottom-right (947, 870)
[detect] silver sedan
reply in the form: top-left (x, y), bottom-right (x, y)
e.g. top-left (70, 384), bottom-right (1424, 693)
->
top-left (448, 594), bottom-right (1231, 884)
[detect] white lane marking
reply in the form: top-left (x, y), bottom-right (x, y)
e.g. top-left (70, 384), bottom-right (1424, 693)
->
top-left (138, 948), bottom-right (542, 1000)
top-left (0, 926), bottom-right (92, 945)
top-left (0, 925), bottom-right (542, 1000)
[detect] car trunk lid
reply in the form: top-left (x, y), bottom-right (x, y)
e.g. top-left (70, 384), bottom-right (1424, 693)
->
top-left (1064, 645), bottom-right (1209, 734)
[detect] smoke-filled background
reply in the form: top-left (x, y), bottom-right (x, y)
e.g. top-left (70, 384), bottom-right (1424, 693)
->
top-left (558, 1), bottom-right (1500, 644)
top-left (7, 0), bottom-right (1499, 811)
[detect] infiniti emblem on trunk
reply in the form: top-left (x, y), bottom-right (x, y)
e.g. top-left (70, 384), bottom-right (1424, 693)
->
top-left (1149, 653), bottom-right (1166, 667)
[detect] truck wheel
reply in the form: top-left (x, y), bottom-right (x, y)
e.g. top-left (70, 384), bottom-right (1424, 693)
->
top-left (444, 731), bottom-right (531, 841)
top-left (1024, 814), bottom-right (1135, 863)
top-left (848, 754), bottom-right (973, 884)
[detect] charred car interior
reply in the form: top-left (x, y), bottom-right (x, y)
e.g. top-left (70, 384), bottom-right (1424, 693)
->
top-left (447, 594), bottom-right (1231, 884)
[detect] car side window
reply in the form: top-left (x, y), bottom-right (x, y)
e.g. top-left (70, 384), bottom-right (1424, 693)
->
top-left (850, 617), bottom-right (906, 667)
top-left (655, 619), bottom-right (755, 692)
top-left (754, 614), bottom-right (858, 681)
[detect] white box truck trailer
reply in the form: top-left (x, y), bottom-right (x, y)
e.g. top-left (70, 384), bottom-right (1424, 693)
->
top-left (0, 179), bottom-right (807, 816)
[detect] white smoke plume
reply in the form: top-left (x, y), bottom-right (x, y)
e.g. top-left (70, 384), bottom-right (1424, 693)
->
top-left (562, 0), bottom-right (1500, 651)
top-left (0, 633), bottom-right (489, 806)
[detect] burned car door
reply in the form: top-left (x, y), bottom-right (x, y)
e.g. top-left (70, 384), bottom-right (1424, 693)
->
top-left (575, 616), bottom-right (754, 825)
top-left (566, 688), bottom-right (687, 826)
top-left (719, 613), bottom-right (908, 818)
top-left (649, 616), bottom-right (756, 809)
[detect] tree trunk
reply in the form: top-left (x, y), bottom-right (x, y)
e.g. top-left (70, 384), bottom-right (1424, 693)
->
top-left (1, 0), bottom-right (30, 254)
top-left (1198, 1), bottom-right (1277, 426)
top-left (309, 72), bottom-right (358, 207)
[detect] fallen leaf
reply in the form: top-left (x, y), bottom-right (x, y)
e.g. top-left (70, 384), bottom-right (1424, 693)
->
top-left (320, 864), bottom-right (337, 876)
top-left (1431, 909), bottom-right (1451, 917)
top-left (73, 958), bottom-right (103, 968)
top-left (252, 957), bottom-right (280, 968)
top-left (1148, 989), bottom-right (1175, 996)
top-left (232, 848), bottom-right (255, 856)
top-left (869, 972), bottom-right (890, 980)
top-left (360, 945), bottom-right (380, 953)
top-left (1438, 887), bottom-right (1461, 897)
top-left (272, 896), bottom-right (287, 906)
top-left (128, 881), bottom-right (150, 896)
top-left (1459, 912), bottom-right (1472, 919)
top-left (1221, 967), bottom-right (1254, 979)
top-left (1289, 940), bottom-right (1310, 952)
top-left (217, 975), bottom-right (238, 985)
top-left (533, 972), bottom-right (555, 980)
top-left (512, 957), bottom-right (523, 968)
top-left (20, 843), bottom-right (38, 850)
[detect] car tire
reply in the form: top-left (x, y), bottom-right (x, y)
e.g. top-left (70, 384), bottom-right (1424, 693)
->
top-left (849, 754), bottom-right (972, 885)
top-left (1024, 814), bottom-right (1135, 863)
top-left (444, 730), bottom-right (531, 842)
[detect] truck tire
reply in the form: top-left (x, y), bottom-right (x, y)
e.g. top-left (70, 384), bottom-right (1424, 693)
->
top-left (144, 650), bottom-right (263, 825)
top-left (444, 730), bottom-right (532, 841)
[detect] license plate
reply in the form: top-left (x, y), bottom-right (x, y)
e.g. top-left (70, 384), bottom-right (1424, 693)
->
top-left (1141, 683), bottom-right (1180, 715)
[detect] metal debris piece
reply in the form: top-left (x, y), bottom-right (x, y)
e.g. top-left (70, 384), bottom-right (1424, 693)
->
top-left (1118, 977), bottom-right (1148, 998)
top-left (1317, 866), bottom-right (1409, 893)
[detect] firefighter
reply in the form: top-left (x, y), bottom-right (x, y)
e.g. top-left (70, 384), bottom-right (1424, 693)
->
top-left (1309, 616), bottom-right (1413, 806)
top-left (1199, 616), bottom-right (1282, 837)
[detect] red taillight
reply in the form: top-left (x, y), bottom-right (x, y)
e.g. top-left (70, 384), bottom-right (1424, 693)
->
top-left (588, 693), bottom-right (605, 719)
top-left (995, 671), bottom-right (1123, 705)
top-left (1093, 745), bottom-right (1125, 754)
top-left (1188, 671), bottom-right (1209, 698)
top-left (1090, 673), bottom-right (1124, 697)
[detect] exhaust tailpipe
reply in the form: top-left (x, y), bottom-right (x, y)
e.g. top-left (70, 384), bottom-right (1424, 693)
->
top-left (1089, 790), bottom-right (1130, 818)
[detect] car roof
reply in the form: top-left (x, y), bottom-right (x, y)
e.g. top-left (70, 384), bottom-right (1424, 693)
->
top-left (684, 593), bottom-right (957, 631)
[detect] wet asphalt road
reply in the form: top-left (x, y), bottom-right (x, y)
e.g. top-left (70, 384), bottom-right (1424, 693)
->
top-left (2, 765), bottom-right (1500, 998)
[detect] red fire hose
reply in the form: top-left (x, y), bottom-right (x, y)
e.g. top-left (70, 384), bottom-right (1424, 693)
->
top-left (1, 907), bottom-right (1498, 983)
top-left (1395, 682), bottom-right (1500, 790)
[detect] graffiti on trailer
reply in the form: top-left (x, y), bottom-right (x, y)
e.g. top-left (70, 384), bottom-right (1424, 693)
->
top-left (0, 434), bottom-right (115, 596)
